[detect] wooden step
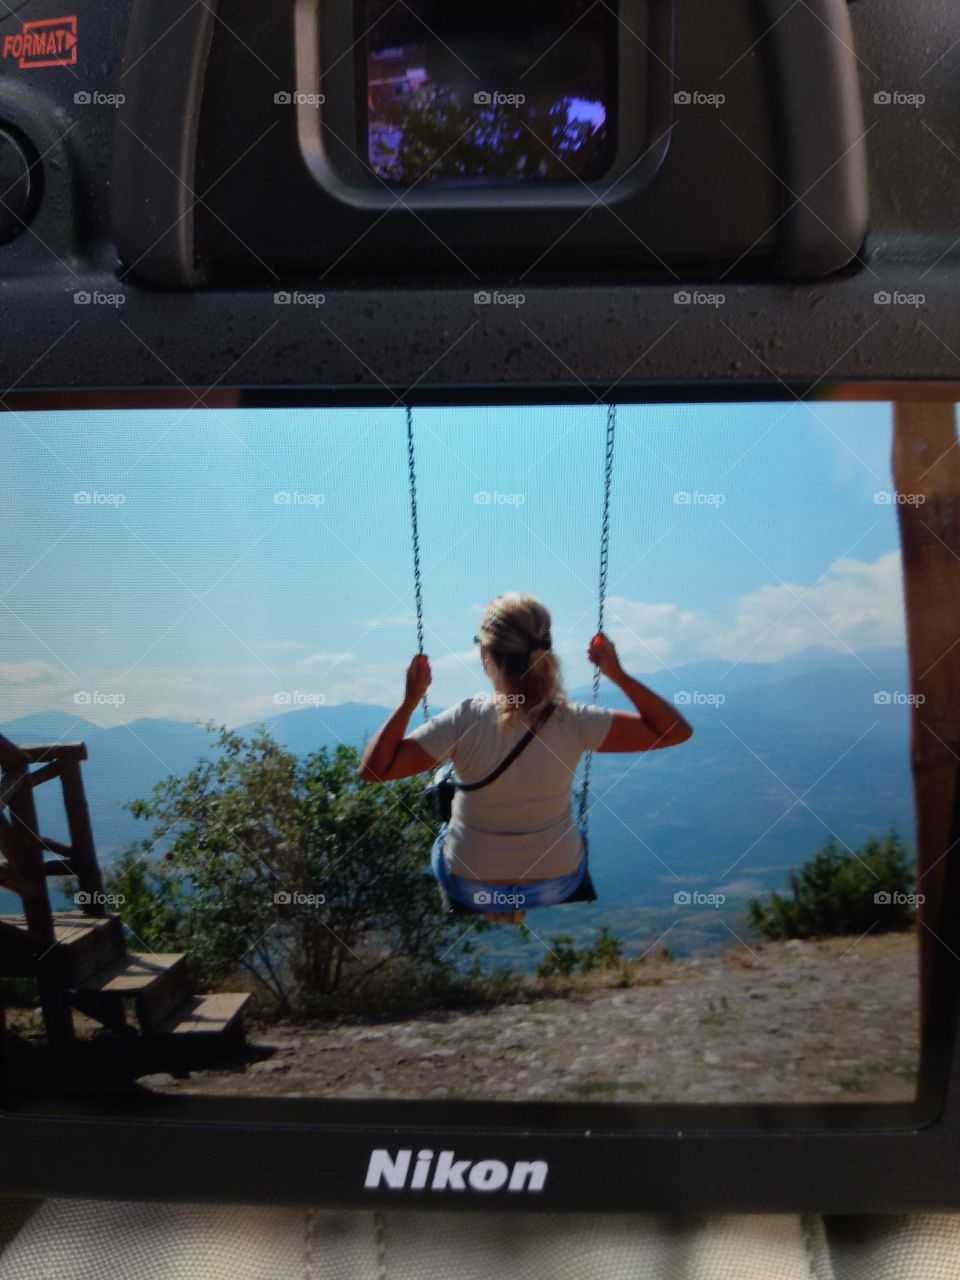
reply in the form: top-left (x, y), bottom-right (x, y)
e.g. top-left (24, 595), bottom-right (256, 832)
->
top-left (75, 952), bottom-right (185, 996)
top-left (0, 912), bottom-right (125, 981)
top-left (153, 991), bottom-right (250, 1038)
top-left (73, 952), bottom-right (192, 1033)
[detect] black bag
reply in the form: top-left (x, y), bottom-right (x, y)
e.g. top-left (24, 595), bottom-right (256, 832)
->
top-left (425, 704), bottom-right (555, 824)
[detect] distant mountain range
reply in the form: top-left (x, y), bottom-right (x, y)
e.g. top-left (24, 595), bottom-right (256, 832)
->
top-left (2, 647), bottom-right (916, 924)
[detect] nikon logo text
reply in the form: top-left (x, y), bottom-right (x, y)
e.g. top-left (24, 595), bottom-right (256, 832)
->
top-left (364, 1149), bottom-right (548, 1193)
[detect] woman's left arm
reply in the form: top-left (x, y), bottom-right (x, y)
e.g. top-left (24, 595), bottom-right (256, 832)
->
top-left (357, 655), bottom-right (438, 782)
top-left (588, 634), bottom-right (693, 752)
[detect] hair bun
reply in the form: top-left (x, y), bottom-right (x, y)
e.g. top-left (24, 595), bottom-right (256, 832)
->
top-left (521, 628), bottom-right (551, 650)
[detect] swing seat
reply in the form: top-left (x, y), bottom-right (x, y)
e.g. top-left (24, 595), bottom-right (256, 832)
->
top-left (429, 813), bottom-right (598, 918)
top-left (436, 870), bottom-right (597, 918)
top-left (431, 842), bottom-right (598, 918)
top-left (557, 867), bottom-right (598, 904)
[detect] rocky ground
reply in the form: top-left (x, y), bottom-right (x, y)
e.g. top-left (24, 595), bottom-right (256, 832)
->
top-left (137, 931), bottom-right (919, 1105)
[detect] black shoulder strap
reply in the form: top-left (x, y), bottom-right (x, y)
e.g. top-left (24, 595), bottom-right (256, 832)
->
top-left (456, 704), bottom-right (556, 794)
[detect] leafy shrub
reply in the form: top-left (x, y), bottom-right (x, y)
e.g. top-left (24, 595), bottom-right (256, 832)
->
top-left (578, 925), bottom-right (625, 973)
top-left (535, 934), bottom-right (580, 979)
top-left (536, 926), bottom-right (626, 979)
top-left (747, 831), bottom-right (916, 940)
top-left (103, 726), bottom-right (466, 1015)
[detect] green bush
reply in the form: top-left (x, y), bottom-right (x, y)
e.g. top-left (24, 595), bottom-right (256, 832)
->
top-left (578, 925), bottom-right (625, 973)
top-left (103, 725), bottom-right (467, 1016)
top-left (535, 934), bottom-right (580, 979)
top-left (747, 830), bottom-right (917, 940)
top-left (536, 926), bottom-right (626, 979)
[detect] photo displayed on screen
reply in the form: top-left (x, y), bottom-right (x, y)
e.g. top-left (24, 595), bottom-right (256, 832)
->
top-left (364, 0), bottom-right (615, 184)
top-left (1, 401), bottom-right (942, 1106)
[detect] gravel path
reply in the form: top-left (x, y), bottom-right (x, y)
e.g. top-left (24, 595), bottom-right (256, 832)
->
top-left (138, 932), bottom-right (920, 1105)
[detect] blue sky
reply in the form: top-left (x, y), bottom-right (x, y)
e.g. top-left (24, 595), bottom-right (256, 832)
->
top-left (0, 399), bottom-right (922, 727)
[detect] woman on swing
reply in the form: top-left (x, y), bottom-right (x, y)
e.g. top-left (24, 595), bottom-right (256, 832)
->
top-left (358, 592), bottom-right (693, 923)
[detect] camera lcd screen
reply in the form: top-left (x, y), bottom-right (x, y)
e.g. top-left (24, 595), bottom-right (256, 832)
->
top-left (2, 398), bottom-right (946, 1112)
top-left (362, 0), bottom-right (617, 185)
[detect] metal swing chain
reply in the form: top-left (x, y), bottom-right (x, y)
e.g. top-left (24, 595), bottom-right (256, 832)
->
top-left (578, 402), bottom-right (617, 828)
top-left (405, 405), bottom-right (430, 721)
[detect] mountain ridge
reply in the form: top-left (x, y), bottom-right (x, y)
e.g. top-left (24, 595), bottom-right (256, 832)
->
top-left (1, 646), bottom-right (915, 921)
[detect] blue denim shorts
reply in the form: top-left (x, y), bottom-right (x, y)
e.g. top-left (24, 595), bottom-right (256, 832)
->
top-left (430, 824), bottom-right (588, 911)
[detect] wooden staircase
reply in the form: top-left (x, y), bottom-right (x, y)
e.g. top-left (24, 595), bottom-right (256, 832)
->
top-left (0, 735), bottom-right (249, 1049)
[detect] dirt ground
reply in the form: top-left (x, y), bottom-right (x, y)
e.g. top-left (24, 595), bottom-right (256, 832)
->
top-left (137, 931), bottom-right (920, 1105)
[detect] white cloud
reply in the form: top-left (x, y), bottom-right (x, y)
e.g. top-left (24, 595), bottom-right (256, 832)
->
top-left (0, 666), bottom-right (224, 732)
top-left (301, 651), bottom-right (356, 670)
top-left (428, 648), bottom-right (480, 676)
top-left (2, 556), bottom-right (906, 729)
top-left (591, 602), bottom-right (711, 668)
top-left (357, 613), bottom-right (417, 629)
top-left (294, 647), bottom-right (484, 712)
top-left (0, 661), bottom-right (61, 685)
top-left (606, 552), bottom-right (905, 670)
top-left (716, 552), bottom-right (905, 663)
top-left (427, 649), bottom-right (488, 701)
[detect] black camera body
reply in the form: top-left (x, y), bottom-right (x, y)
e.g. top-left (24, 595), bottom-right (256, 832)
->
top-left (1, 0), bottom-right (868, 289)
top-left (145, 0), bottom-right (866, 283)
top-left (0, 0), bottom-right (957, 397)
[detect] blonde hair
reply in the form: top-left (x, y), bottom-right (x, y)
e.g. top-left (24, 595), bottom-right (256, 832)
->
top-left (477, 592), bottom-right (565, 724)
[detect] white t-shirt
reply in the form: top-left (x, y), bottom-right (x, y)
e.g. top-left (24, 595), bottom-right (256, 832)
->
top-left (408, 696), bottom-right (614, 882)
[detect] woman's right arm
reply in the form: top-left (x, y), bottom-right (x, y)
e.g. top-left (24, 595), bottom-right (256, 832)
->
top-left (587, 634), bottom-right (694, 752)
top-left (358, 655), bottom-right (438, 782)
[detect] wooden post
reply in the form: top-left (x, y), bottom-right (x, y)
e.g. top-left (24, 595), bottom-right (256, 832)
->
top-left (59, 758), bottom-right (106, 915)
top-left (0, 737), bottom-right (74, 1046)
top-left (892, 401), bottom-right (960, 1029)
top-left (1, 765), bottom-right (54, 941)
top-left (0, 771), bottom-right (74, 1047)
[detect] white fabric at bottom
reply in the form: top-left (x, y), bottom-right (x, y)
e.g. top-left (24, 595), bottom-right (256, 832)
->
top-left (825, 1215), bottom-right (960, 1280)
top-left (380, 1211), bottom-right (831, 1280)
top-left (2, 1199), bottom-right (960, 1280)
top-left (0, 1198), bottom-right (829, 1280)
top-left (0, 1199), bottom-right (378, 1280)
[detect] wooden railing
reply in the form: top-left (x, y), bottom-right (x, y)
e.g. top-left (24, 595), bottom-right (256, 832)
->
top-left (0, 733), bottom-right (107, 1044)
